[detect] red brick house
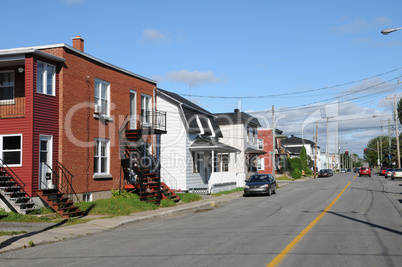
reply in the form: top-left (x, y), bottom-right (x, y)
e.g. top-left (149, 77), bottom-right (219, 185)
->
top-left (257, 128), bottom-right (284, 175)
top-left (0, 36), bottom-right (169, 216)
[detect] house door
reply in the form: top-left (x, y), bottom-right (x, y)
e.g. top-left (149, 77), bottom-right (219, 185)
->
top-left (39, 135), bottom-right (54, 189)
top-left (130, 90), bottom-right (136, 130)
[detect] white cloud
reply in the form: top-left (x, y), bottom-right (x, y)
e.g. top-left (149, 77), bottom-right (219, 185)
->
top-left (162, 70), bottom-right (223, 87)
top-left (139, 29), bottom-right (167, 44)
top-left (249, 100), bottom-right (390, 156)
top-left (332, 16), bottom-right (391, 34)
top-left (61, 0), bottom-right (83, 4)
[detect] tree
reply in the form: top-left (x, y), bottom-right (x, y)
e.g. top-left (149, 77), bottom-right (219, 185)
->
top-left (300, 146), bottom-right (308, 171)
top-left (397, 99), bottom-right (402, 125)
top-left (365, 135), bottom-right (400, 167)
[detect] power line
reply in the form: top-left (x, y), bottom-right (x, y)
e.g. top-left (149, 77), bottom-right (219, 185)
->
top-left (177, 68), bottom-right (402, 99)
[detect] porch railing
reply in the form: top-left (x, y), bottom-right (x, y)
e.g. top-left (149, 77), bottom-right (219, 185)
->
top-left (141, 109), bottom-right (166, 133)
top-left (40, 161), bottom-right (79, 202)
top-left (0, 157), bottom-right (28, 193)
top-left (0, 97), bottom-right (25, 118)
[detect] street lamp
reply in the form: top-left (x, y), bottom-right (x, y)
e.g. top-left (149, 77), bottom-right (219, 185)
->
top-left (380, 30), bottom-right (402, 168)
top-left (381, 27), bottom-right (402, 35)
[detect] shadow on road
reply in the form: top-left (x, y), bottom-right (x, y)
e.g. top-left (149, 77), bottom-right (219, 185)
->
top-left (327, 211), bottom-right (402, 236)
top-left (0, 219), bottom-right (68, 250)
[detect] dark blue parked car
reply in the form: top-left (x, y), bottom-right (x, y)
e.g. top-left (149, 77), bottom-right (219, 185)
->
top-left (244, 174), bottom-right (277, 196)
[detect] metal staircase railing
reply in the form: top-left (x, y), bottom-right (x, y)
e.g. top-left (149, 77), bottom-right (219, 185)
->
top-left (40, 161), bottom-right (79, 202)
top-left (0, 157), bottom-right (38, 214)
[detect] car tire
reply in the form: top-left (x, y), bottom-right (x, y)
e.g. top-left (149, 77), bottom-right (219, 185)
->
top-left (267, 187), bottom-right (272, 196)
top-left (273, 185), bottom-right (276, 194)
top-left (359, 174), bottom-right (361, 177)
top-left (369, 174), bottom-right (371, 177)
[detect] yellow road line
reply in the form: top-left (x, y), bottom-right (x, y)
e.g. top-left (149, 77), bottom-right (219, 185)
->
top-left (267, 174), bottom-right (358, 267)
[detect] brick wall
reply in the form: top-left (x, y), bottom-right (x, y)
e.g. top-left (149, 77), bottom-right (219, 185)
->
top-left (39, 46), bottom-right (157, 195)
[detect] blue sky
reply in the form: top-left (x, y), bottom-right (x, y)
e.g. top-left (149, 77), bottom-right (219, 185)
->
top-left (3, 0), bottom-right (402, 159)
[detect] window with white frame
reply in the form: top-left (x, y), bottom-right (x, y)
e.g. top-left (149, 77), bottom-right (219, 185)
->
top-left (257, 158), bottom-right (264, 170)
top-left (258, 139), bottom-right (264, 150)
top-left (1, 135), bottom-right (22, 166)
top-left (192, 152), bottom-right (202, 173)
top-left (94, 139), bottom-right (109, 175)
top-left (214, 153), bottom-right (220, 172)
top-left (247, 127), bottom-right (250, 143)
top-left (141, 94), bottom-right (152, 125)
top-left (83, 192), bottom-right (92, 202)
top-left (94, 78), bottom-right (110, 116)
top-left (222, 153), bottom-right (229, 172)
top-left (0, 71), bottom-right (14, 104)
top-left (37, 62), bottom-right (55, 96)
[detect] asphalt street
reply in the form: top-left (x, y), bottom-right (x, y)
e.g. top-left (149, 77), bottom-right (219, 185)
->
top-left (0, 173), bottom-right (401, 267)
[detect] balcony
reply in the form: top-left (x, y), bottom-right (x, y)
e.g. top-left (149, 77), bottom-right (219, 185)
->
top-left (141, 109), bottom-right (167, 134)
top-left (0, 97), bottom-right (25, 119)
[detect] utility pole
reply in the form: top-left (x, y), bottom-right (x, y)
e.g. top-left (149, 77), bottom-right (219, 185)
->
top-left (326, 117), bottom-right (333, 169)
top-left (377, 139), bottom-right (380, 167)
top-left (314, 121), bottom-right (318, 179)
top-left (272, 105), bottom-right (276, 178)
top-left (389, 96), bottom-right (402, 168)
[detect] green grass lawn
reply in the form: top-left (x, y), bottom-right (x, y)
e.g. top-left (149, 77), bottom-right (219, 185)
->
top-left (0, 188), bottom-right (238, 230)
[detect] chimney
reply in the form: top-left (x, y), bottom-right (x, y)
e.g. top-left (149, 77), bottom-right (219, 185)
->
top-left (234, 109), bottom-right (240, 113)
top-left (72, 35), bottom-right (84, 52)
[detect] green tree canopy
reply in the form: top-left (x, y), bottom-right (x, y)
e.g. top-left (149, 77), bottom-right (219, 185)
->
top-left (300, 146), bottom-right (307, 171)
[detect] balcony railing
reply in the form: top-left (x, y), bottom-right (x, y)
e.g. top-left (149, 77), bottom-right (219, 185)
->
top-left (0, 97), bottom-right (25, 118)
top-left (141, 109), bottom-right (166, 133)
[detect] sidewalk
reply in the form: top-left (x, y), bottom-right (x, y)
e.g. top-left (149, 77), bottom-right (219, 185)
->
top-left (0, 191), bottom-right (245, 253)
top-left (0, 179), bottom-right (301, 254)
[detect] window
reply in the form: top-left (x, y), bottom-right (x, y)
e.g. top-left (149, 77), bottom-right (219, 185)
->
top-left (193, 152), bottom-right (202, 173)
top-left (258, 139), bottom-right (264, 150)
top-left (37, 62), bottom-right (55, 95)
top-left (222, 154), bottom-right (229, 172)
top-left (94, 79), bottom-right (110, 116)
top-left (1, 135), bottom-right (22, 166)
top-left (0, 71), bottom-right (14, 104)
top-left (257, 158), bottom-right (265, 170)
top-left (214, 154), bottom-right (220, 172)
top-left (141, 94), bottom-right (152, 125)
top-left (83, 193), bottom-right (92, 202)
top-left (94, 139), bottom-right (109, 175)
top-left (247, 127), bottom-right (250, 143)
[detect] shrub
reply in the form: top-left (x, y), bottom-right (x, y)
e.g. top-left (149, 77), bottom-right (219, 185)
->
top-left (292, 169), bottom-right (302, 179)
top-left (289, 157), bottom-right (302, 173)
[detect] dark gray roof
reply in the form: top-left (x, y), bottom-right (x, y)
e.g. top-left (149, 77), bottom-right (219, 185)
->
top-left (244, 147), bottom-right (266, 155)
top-left (283, 146), bottom-right (302, 155)
top-left (281, 135), bottom-right (316, 147)
top-left (214, 110), bottom-right (261, 127)
top-left (189, 137), bottom-right (240, 153)
top-left (158, 88), bottom-right (222, 138)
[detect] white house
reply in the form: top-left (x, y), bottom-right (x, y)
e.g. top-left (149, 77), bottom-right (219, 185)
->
top-left (281, 135), bottom-right (322, 170)
top-left (157, 89), bottom-right (240, 194)
top-left (214, 109), bottom-right (265, 186)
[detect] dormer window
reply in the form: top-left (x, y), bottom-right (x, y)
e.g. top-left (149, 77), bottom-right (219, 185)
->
top-left (195, 115), bottom-right (205, 135)
top-left (207, 118), bottom-right (215, 137)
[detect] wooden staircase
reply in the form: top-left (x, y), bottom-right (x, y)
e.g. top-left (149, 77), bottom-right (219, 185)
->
top-left (161, 182), bottom-right (180, 202)
top-left (0, 167), bottom-right (38, 214)
top-left (37, 189), bottom-right (83, 218)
